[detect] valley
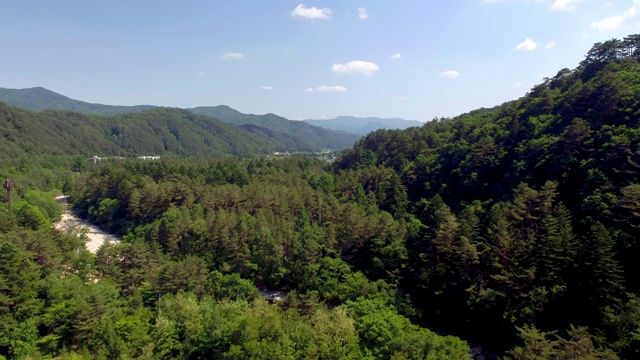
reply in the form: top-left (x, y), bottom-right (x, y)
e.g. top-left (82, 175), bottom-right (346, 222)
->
top-left (1, 34), bottom-right (640, 359)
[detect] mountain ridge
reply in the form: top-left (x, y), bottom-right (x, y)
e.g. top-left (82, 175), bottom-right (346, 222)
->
top-left (190, 106), bottom-right (360, 150)
top-left (0, 102), bottom-right (313, 157)
top-left (0, 87), bottom-right (423, 139)
top-left (0, 87), bottom-right (156, 115)
top-left (0, 87), bottom-right (361, 150)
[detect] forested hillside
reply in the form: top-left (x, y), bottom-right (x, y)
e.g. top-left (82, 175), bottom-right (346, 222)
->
top-left (0, 88), bottom-right (361, 151)
top-left (0, 104), bottom-right (313, 157)
top-left (190, 106), bottom-right (361, 150)
top-left (333, 35), bottom-right (640, 356)
top-left (0, 87), bottom-right (155, 116)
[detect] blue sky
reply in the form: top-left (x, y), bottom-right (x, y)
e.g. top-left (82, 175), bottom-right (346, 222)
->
top-left (1, 1), bottom-right (640, 121)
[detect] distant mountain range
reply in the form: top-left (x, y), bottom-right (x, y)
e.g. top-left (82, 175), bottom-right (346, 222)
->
top-left (0, 87), bottom-right (360, 151)
top-left (0, 87), bottom-right (423, 145)
top-left (304, 116), bottom-right (424, 136)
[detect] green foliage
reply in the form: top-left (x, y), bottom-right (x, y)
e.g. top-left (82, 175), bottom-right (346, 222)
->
top-left (344, 297), bottom-right (471, 359)
top-left (302, 257), bottom-right (384, 304)
top-left (22, 190), bottom-right (63, 222)
top-left (15, 203), bottom-right (49, 230)
top-left (506, 324), bottom-right (618, 359)
top-left (0, 241), bottom-right (41, 317)
top-left (210, 271), bottom-right (259, 301)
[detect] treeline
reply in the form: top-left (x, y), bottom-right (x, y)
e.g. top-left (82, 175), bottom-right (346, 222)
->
top-left (581, 34), bottom-right (640, 66)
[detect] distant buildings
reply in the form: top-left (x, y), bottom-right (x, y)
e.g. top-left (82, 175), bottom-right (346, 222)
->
top-left (137, 156), bottom-right (161, 160)
top-left (88, 155), bottom-right (159, 164)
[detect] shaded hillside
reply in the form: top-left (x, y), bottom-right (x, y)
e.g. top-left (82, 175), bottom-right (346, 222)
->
top-left (305, 116), bottom-right (423, 136)
top-left (333, 35), bottom-right (640, 356)
top-left (190, 105), bottom-right (360, 150)
top-left (0, 87), bottom-right (155, 116)
top-left (0, 103), bottom-right (299, 157)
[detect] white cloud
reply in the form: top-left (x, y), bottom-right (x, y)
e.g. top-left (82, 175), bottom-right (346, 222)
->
top-left (398, 96), bottom-right (407, 101)
top-left (303, 87), bottom-right (314, 93)
top-left (291, 4), bottom-right (332, 19)
top-left (550, 0), bottom-right (582, 12)
top-left (332, 60), bottom-right (380, 76)
top-left (260, 86), bottom-right (273, 91)
top-left (316, 85), bottom-right (347, 92)
top-left (591, 2), bottom-right (639, 31)
top-left (222, 52), bottom-right (245, 60)
top-left (544, 41), bottom-right (557, 49)
top-left (516, 38), bottom-right (539, 51)
top-left (357, 7), bottom-right (369, 20)
top-left (391, 53), bottom-right (402, 60)
top-left (197, 71), bottom-right (206, 76)
top-left (440, 70), bottom-right (460, 79)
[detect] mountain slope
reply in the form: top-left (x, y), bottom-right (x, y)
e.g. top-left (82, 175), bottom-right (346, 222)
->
top-left (190, 106), bottom-right (361, 150)
top-left (333, 36), bottom-right (640, 356)
top-left (0, 88), bottom-right (360, 150)
top-left (304, 116), bottom-right (423, 136)
top-left (0, 103), bottom-right (300, 157)
top-left (0, 87), bottom-right (155, 116)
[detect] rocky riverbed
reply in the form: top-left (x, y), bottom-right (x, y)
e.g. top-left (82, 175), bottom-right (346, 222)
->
top-left (54, 195), bottom-right (119, 253)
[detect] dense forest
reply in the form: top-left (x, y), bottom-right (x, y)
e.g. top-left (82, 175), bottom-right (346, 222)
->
top-left (0, 157), bottom-right (471, 359)
top-left (335, 34), bottom-right (640, 357)
top-left (2, 35), bottom-right (640, 359)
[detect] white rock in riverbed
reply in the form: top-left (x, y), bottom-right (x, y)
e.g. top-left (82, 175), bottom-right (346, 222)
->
top-left (54, 195), bottom-right (119, 254)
